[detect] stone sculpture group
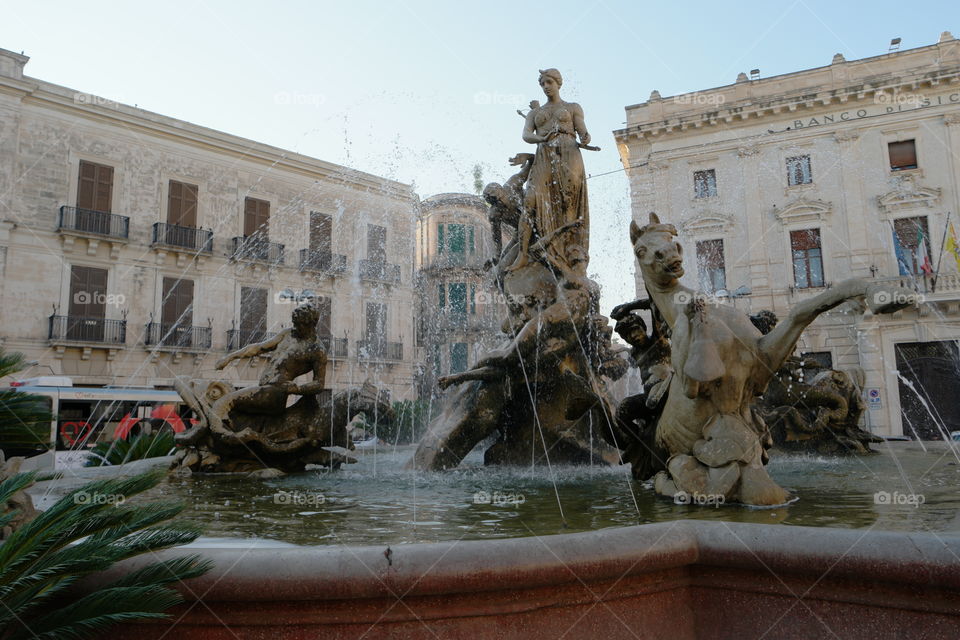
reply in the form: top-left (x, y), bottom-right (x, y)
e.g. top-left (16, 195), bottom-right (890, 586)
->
top-left (410, 68), bottom-right (916, 506)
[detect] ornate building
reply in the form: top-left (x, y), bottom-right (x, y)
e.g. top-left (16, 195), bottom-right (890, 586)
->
top-left (614, 32), bottom-right (960, 438)
top-left (0, 47), bottom-right (418, 401)
top-left (415, 193), bottom-right (504, 400)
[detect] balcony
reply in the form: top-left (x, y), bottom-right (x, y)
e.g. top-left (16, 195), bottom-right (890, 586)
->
top-left (359, 259), bottom-right (401, 285)
top-left (226, 329), bottom-right (277, 351)
top-left (299, 249), bottom-right (348, 276)
top-left (319, 335), bottom-right (349, 359)
top-left (57, 206), bottom-right (129, 258)
top-left (48, 316), bottom-right (126, 359)
top-left (58, 206), bottom-right (130, 239)
top-left (144, 323), bottom-right (212, 351)
top-left (356, 340), bottom-right (403, 362)
top-left (229, 236), bottom-right (284, 265)
top-left (151, 223), bottom-right (213, 253)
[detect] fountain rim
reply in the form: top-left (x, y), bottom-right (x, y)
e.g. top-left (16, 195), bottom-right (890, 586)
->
top-left (75, 520), bottom-right (960, 603)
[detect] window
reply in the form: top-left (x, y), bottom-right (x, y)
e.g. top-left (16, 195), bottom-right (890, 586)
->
top-left (790, 229), bottom-right (824, 288)
top-left (438, 223), bottom-right (476, 261)
top-left (892, 216), bottom-right (932, 275)
top-left (77, 160), bottom-right (114, 213)
top-left (239, 287), bottom-right (267, 344)
top-left (309, 212), bottom-right (332, 255)
top-left (693, 169), bottom-right (717, 198)
top-left (315, 296), bottom-right (331, 336)
top-left (160, 277), bottom-right (195, 346)
top-left (365, 302), bottom-right (387, 352)
top-left (889, 140), bottom-right (918, 171)
top-left (450, 342), bottom-right (468, 374)
top-left (695, 239), bottom-right (726, 293)
top-left (437, 223), bottom-right (444, 254)
top-left (437, 283), bottom-right (446, 308)
top-left (68, 266), bottom-right (108, 341)
top-left (167, 181), bottom-right (198, 227)
top-left (367, 224), bottom-right (387, 262)
top-left (801, 351), bottom-right (833, 369)
top-left (786, 155), bottom-right (813, 186)
top-left (432, 345), bottom-right (442, 376)
top-left (243, 197), bottom-right (270, 239)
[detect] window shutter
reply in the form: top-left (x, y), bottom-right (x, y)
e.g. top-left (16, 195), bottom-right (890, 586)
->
top-left (437, 223), bottom-right (444, 254)
top-left (889, 140), bottom-right (918, 170)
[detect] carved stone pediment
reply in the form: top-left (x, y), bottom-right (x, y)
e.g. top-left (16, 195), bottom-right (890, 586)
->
top-left (772, 197), bottom-right (832, 226)
top-left (679, 212), bottom-right (734, 236)
top-left (877, 175), bottom-right (941, 214)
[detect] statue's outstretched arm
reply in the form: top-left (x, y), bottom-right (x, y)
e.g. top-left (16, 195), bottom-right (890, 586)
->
top-left (215, 330), bottom-right (286, 369)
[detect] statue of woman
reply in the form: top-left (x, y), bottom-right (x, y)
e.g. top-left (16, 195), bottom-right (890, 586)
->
top-left (511, 68), bottom-right (592, 271)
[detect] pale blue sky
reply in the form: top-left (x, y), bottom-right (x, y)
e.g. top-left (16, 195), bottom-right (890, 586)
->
top-left (1, 0), bottom-right (955, 312)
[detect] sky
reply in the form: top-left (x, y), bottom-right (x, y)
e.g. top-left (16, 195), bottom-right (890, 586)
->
top-left (0, 0), bottom-right (955, 313)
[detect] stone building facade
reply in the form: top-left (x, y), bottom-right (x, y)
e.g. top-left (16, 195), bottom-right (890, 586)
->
top-left (614, 32), bottom-right (960, 438)
top-left (0, 47), bottom-right (419, 401)
top-left (415, 193), bottom-right (503, 400)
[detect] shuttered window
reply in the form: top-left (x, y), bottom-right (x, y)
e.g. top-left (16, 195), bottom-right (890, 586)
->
top-left (889, 140), bottom-right (918, 171)
top-left (309, 212), bottom-right (332, 254)
top-left (367, 224), bottom-right (387, 262)
top-left (316, 296), bottom-right (332, 336)
top-left (77, 161), bottom-right (114, 212)
top-left (243, 197), bottom-right (270, 239)
top-left (693, 169), bottom-right (717, 198)
top-left (239, 287), bottom-right (267, 342)
top-left (167, 181), bottom-right (198, 227)
top-left (161, 277), bottom-right (194, 328)
top-left (786, 156), bottom-right (813, 186)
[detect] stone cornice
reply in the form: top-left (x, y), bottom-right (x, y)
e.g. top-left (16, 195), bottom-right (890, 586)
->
top-left (1, 77), bottom-right (415, 200)
top-left (679, 212), bottom-right (734, 236)
top-left (614, 65), bottom-right (960, 142)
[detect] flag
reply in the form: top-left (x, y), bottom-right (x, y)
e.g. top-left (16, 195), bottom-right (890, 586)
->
top-left (892, 229), bottom-right (912, 275)
top-left (916, 225), bottom-right (933, 275)
top-left (945, 222), bottom-right (960, 271)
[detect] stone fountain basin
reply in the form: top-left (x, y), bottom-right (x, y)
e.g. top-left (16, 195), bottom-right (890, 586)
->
top-left (77, 520), bottom-right (960, 639)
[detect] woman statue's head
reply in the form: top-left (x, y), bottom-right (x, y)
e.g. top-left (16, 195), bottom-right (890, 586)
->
top-left (538, 68), bottom-right (562, 98)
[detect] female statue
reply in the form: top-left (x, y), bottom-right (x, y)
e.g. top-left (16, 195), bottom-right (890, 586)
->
top-left (511, 68), bottom-right (592, 271)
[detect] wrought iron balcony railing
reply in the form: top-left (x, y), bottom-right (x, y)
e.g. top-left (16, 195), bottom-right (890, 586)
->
top-left (229, 236), bottom-right (284, 265)
top-left (58, 206), bottom-right (129, 239)
top-left (226, 329), bottom-right (277, 351)
top-left (49, 315), bottom-right (126, 345)
top-left (299, 249), bottom-right (348, 275)
top-left (144, 323), bottom-right (212, 350)
top-left (151, 223), bottom-right (213, 253)
top-left (358, 259), bottom-right (401, 284)
top-left (356, 340), bottom-right (403, 361)
top-left (318, 335), bottom-right (349, 359)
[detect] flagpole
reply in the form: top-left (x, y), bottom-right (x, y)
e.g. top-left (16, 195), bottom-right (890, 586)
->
top-left (932, 212), bottom-right (951, 293)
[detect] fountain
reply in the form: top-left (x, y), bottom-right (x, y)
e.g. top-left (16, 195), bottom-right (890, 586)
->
top-left (30, 69), bottom-right (960, 638)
